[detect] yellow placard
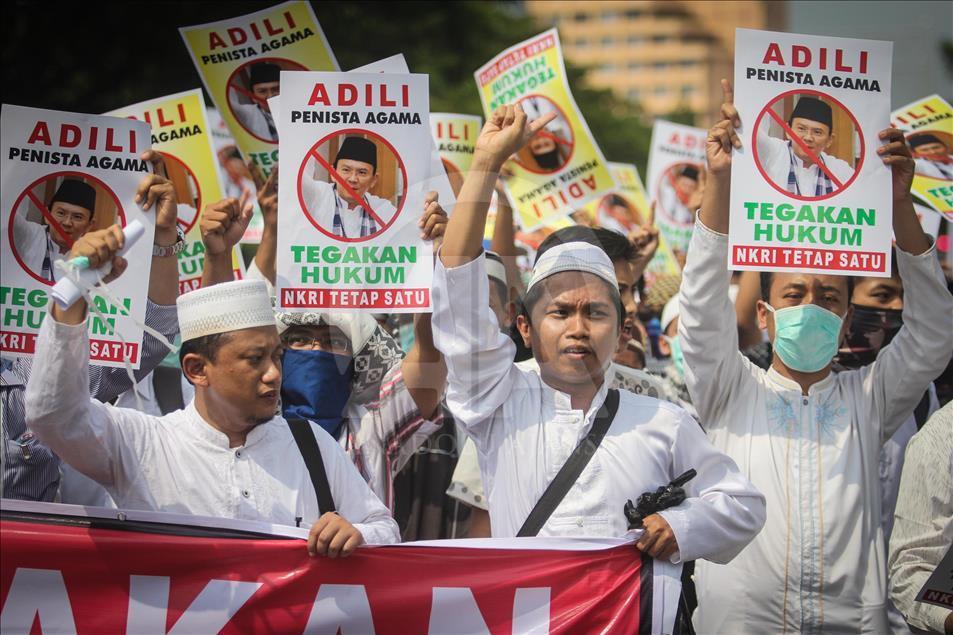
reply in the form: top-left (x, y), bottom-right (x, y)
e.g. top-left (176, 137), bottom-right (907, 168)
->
top-left (431, 113), bottom-right (481, 198)
top-left (106, 89), bottom-right (246, 293)
top-left (891, 94), bottom-right (953, 221)
top-left (180, 1), bottom-right (338, 178)
top-left (474, 29), bottom-right (616, 231)
top-left (582, 162), bottom-right (680, 280)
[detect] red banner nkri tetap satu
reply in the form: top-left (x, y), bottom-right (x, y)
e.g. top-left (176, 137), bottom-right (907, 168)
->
top-left (0, 517), bottom-right (680, 634)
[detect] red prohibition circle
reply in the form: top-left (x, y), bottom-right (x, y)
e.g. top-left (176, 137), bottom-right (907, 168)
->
top-left (513, 94), bottom-right (575, 175)
top-left (8, 171), bottom-right (127, 287)
top-left (296, 128), bottom-right (408, 243)
top-left (654, 162), bottom-right (703, 229)
top-left (156, 150), bottom-right (202, 234)
top-left (751, 89), bottom-right (865, 202)
top-left (225, 57), bottom-right (306, 145)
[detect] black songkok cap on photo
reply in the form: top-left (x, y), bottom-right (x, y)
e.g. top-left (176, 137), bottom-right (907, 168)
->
top-left (790, 97), bottom-right (833, 129)
top-left (908, 134), bottom-right (943, 149)
top-left (680, 165), bottom-right (700, 181)
top-left (248, 62), bottom-right (281, 87)
top-left (49, 179), bottom-right (96, 214)
top-left (335, 136), bottom-right (378, 171)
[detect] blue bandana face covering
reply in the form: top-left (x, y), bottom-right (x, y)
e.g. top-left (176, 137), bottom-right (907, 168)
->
top-left (280, 349), bottom-right (354, 438)
top-left (765, 303), bottom-right (845, 373)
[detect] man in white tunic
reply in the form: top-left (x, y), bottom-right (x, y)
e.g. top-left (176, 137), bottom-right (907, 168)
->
top-left (25, 242), bottom-right (399, 556)
top-left (908, 133), bottom-right (953, 181)
top-left (431, 104), bottom-right (765, 563)
top-left (302, 136), bottom-right (398, 239)
top-left (683, 81), bottom-right (953, 633)
top-left (228, 62), bottom-right (280, 142)
top-left (756, 95), bottom-right (855, 198)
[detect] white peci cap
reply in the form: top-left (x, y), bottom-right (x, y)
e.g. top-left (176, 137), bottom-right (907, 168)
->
top-left (485, 250), bottom-right (507, 288)
top-left (176, 280), bottom-right (275, 342)
top-left (526, 241), bottom-right (617, 294)
top-left (661, 295), bottom-right (680, 332)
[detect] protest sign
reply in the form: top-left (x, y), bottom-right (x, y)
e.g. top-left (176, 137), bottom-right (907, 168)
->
top-left (207, 107), bottom-right (265, 244)
top-left (915, 543), bottom-right (953, 610)
top-left (180, 1), bottom-right (338, 179)
top-left (729, 28), bottom-right (894, 276)
top-left (0, 504), bottom-right (681, 634)
top-left (584, 162), bottom-right (681, 282)
top-left (892, 94), bottom-right (953, 220)
top-left (646, 120), bottom-right (707, 256)
top-left (106, 90), bottom-right (246, 295)
top-left (351, 55), bottom-right (456, 215)
top-left (0, 105), bottom-right (153, 367)
top-left (475, 29), bottom-right (616, 231)
top-left (431, 113), bottom-right (482, 196)
top-left (275, 71), bottom-right (433, 312)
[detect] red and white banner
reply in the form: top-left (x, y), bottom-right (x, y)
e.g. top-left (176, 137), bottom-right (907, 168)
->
top-left (0, 508), bottom-right (681, 634)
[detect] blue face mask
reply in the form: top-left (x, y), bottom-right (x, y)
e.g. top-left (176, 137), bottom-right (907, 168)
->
top-left (663, 335), bottom-right (685, 377)
top-left (765, 303), bottom-right (844, 373)
top-left (280, 349), bottom-right (354, 438)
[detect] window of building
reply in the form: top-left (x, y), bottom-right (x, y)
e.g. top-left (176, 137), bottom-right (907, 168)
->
top-left (601, 62), bottom-right (616, 72)
top-left (624, 9), bottom-right (643, 19)
top-left (573, 12), bottom-right (588, 22)
top-left (601, 11), bottom-right (618, 21)
top-left (681, 85), bottom-right (697, 98)
top-left (651, 34), bottom-right (669, 43)
top-left (653, 61), bottom-right (669, 70)
top-left (575, 37), bottom-right (589, 48)
top-left (655, 85), bottom-right (670, 96)
top-left (602, 36), bottom-right (614, 47)
top-left (627, 61), bottom-right (643, 70)
top-left (627, 35), bottom-right (644, 45)
top-left (627, 88), bottom-right (642, 101)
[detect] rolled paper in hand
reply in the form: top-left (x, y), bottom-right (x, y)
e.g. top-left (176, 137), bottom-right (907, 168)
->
top-left (51, 220), bottom-right (146, 309)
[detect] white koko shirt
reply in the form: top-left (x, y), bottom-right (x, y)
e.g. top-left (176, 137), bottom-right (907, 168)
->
top-left (431, 252), bottom-right (766, 564)
top-left (24, 316), bottom-right (399, 546)
top-left (679, 218), bottom-right (953, 634)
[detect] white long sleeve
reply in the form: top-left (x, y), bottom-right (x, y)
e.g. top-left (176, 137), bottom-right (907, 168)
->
top-left (25, 314), bottom-right (398, 544)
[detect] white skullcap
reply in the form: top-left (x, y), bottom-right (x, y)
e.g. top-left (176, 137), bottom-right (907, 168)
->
top-left (485, 251), bottom-right (507, 288)
top-left (177, 280), bottom-right (275, 342)
top-left (526, 241), bottom-right (617, 294)
top-left (661, 295), bottom-right (680, 332)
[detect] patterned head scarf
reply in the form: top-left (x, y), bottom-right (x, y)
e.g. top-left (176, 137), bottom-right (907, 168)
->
top-left (275, 311), bottom-right (404, 405)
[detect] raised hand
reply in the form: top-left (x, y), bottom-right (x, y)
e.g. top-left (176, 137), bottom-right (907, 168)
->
top-left (258, 163), bottom-right (279, 230)
top-left (418, 190), bottom-right (448, 251)
top-left (68, 225), bottom-right (128, 284)
top-left (474, 104), bottom-right (557, 171)
top-left (706, 80), bottom-right (743, 175)
top-left (200, 192), bottom-right (253, 256)
top-left (135, 151), bottom-right (178, 244)
top-left (877, 127), bottom-right (915, 201)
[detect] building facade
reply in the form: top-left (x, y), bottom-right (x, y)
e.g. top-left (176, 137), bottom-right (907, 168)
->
top-left (525, 1), bottom-right (786, 125)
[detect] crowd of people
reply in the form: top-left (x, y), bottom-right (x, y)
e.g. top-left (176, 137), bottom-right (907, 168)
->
top-left (3, 70), bottom-right (952, 634)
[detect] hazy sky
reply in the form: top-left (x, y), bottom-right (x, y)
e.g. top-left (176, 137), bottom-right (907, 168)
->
top-left (788, 0), bottom-right (952, 108)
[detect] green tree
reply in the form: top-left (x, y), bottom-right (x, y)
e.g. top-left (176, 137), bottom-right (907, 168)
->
top-left (2, 1), bottom-right (662, 170)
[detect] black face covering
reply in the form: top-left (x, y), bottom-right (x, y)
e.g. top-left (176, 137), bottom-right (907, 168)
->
top-left (533, 147), bottom-right (561, 170)
top-left (836, 304), bottom-right (904, 369)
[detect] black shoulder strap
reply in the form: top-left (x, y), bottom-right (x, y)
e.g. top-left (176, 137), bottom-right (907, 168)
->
top-left (152, 367), bottom-right (185, 415)
top-left (287, 418), bottom-right (336, 514)
top-left (517, 389), bottom-right (621, 537)
top-left (913, 389), bottom-right (931, 430)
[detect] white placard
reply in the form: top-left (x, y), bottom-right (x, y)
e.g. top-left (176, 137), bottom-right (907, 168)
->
top-left (729, 28), bottom-right (894, 276)
top-left (275, 71), bottom-right (433, 312)
top-left (1, 105), bottom-right (154, 367)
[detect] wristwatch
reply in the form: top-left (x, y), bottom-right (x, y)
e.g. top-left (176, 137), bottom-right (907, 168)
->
top-left (153, 226), bottom-right (186, 258)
